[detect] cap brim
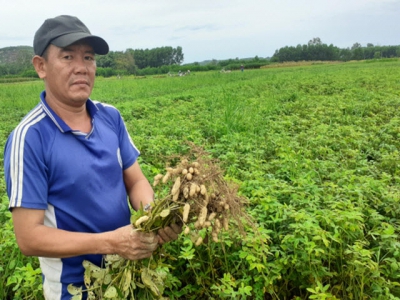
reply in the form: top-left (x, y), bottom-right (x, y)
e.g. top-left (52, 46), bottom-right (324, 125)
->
top-left (51, 32), bottom-right (109, 55)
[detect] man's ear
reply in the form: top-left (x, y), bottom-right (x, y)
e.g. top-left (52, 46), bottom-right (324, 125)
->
top-left (32, 55), bottom-right (46, 79)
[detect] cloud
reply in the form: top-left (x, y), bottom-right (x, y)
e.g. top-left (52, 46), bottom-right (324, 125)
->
top-left (0, 0), bottom-right (399, 62)
top-left (175, 25), bottom-right (219, 33)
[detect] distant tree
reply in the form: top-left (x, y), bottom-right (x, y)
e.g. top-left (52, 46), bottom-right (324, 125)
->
top-left (352, 47), bottom-right (364, 60)
top-left (96, 51), bottom-right (135, 74)
top-left (363, 46), bottom-right (376, 59)
top-left (20, 68), bottom-right (39, 78)
top-left (173, 46), bottom-right (184, 65)
top-left (308, 37), bottom-right (322, 46)
top-left (94, 46), bottom-right (183, 72)
top-left (367, 43), bottom-right (374, 47)
top-left (130, 46), bottom-right (184, 69)
top-left (339, 48), bottom-right (352, 61)
top-left (15, 48), bottom-right (32, 71)
top-left (96, 52), bottom-right (117, 69)
top-left (293, 45), bottom-right (302, 61)
top-left (327, 44), bottom-right (340, 60)
top-left (271, 39), bottom-right (340, 62)
top-left (131, 49), bottom-right (147, 69)
top-left (0, 64), bottom-right (9, 76)
top-left (96, 67), bottom-right (116, 77)
top-left (114, 51), bottom-right (136, 74)
top-left (381, 46), bottom-right (398, 58)
top-left (351, 42), bottom-right (362, 50)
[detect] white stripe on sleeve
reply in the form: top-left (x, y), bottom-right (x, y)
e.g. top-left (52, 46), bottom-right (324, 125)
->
top-left (9, 107), bottom-right (46, 207)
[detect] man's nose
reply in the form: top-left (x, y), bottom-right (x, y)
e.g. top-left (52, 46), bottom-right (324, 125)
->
top-left (73, 57), bottom-right (88, 73)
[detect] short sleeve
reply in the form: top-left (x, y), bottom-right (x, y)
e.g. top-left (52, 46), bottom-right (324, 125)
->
top-left (4, 127), bottom-right (49, 210)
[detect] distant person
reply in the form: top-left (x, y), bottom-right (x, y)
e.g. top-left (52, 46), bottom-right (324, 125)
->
top-left (3, 15), bottom-right (181, 300)
top-left (240, 64), bottom-right (244, 72)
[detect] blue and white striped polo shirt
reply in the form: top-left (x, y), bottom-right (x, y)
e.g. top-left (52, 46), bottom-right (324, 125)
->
top-left (4, 91), bottom-right (140, 299)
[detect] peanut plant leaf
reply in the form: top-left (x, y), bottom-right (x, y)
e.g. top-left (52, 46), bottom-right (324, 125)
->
top-left (91, 268), bottom-right (106, 279)
top-left (104, 273), bottom-right (112, 285)
top-left (84, 267), bottom-right (91, 288)
top-left (104, 285), bottom-right (117, 298)
top-left (141, 268), bottom-right (161, 297)
top-left (122, 269), bottom-right (132, 291)
top-left (87, 291), bottom-right (96, 300)
top-left (67, 284), bottom-right (82, 296)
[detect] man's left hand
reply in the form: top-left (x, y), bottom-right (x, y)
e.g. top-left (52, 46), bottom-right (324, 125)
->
top-left (158, 223), bottom-right (183, 244)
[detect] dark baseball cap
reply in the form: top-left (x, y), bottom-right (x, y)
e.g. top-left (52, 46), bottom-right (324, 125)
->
top-left (33, 15), bottom-right (109, 56)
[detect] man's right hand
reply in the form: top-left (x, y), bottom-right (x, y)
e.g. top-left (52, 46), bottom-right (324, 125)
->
top-left (12, 208), bottom-right (158, 260)
top-left (112, 225), bottom-right (159, 260)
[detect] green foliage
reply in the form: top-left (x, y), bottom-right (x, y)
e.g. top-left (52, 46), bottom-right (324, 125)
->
top-left (20, 68), bottom-right (39, 78)
top-left (272, 41), bottom-right (341, 62)
top-left (1, 61), bottom-right (400, 299)
top-left (96, 67), bottom-right (117, 77)
top-left (0, 46), bottom-right (34, 76)
top-left (6, 262), bottom-right (43, 300)
top-left (96, 50), bottom-right (136, 75)
top-left (127, 46), bottom-right (184, 69)
top-left (94, 46), bottom-right (184, 76)
top-left (0, 194), bottom-right (43, 300)
top-left (272, 38), bottom-right (400, 62)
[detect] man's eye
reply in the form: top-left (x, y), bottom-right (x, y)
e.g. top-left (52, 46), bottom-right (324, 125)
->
top-left (85, 56), bottom-right (95, 61)
top-left (64, 55), bottom-right (72, 60)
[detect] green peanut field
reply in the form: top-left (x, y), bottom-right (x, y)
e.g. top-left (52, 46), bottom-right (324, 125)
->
top-left (1, 59), bottom-right (399, 299)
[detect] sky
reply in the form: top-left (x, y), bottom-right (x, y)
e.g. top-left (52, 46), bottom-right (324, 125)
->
top-left (0, 0), bottom-right (399, 64)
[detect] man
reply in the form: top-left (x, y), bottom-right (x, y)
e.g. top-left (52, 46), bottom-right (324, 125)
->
top-left (3, 15), bottom-right (180, 299)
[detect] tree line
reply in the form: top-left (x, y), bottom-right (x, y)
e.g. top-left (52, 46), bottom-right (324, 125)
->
top-left (95, 46), bottom-right (184, 76)
top-left (130, 56), bottom-right (270, 77)
top-left (271, 37), bottom-right (400, 62)
top-left (1, 38), bottom-right (400, 78)
top-left (0, 46), bottom-right (185, 78)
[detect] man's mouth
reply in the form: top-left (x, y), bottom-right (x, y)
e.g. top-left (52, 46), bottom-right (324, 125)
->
top-left (72, 80), bottom-right (89, 86)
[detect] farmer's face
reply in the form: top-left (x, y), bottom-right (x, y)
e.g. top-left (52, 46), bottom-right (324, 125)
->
top-left (40, 42), bottom-right (96, 107)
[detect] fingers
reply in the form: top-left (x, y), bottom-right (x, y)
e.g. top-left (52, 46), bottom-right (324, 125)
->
top-left (116, 228), bottom-right (159, 260)
top-left (158, 227), bottom-right (176, 244)
top-left (114, 222), bottom-right (183, 260)
top-left (158, 223), bottom-right (183, 244)
top-left (131, 231), bottom-right (159, 250)
top-left (135, 231), bottom-right (158, 244)
top-left (170, 223), bottom-right (183, 235)
top-left (124, 247), bottom-right (158, 261)
top-left (133, 251), bottom-right (154, 260)
top-left (158, 236), bottom-right (165, 245)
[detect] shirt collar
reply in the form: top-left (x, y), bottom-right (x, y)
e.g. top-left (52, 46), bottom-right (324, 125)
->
top-left (39, 91), bottom-right (99, 133)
